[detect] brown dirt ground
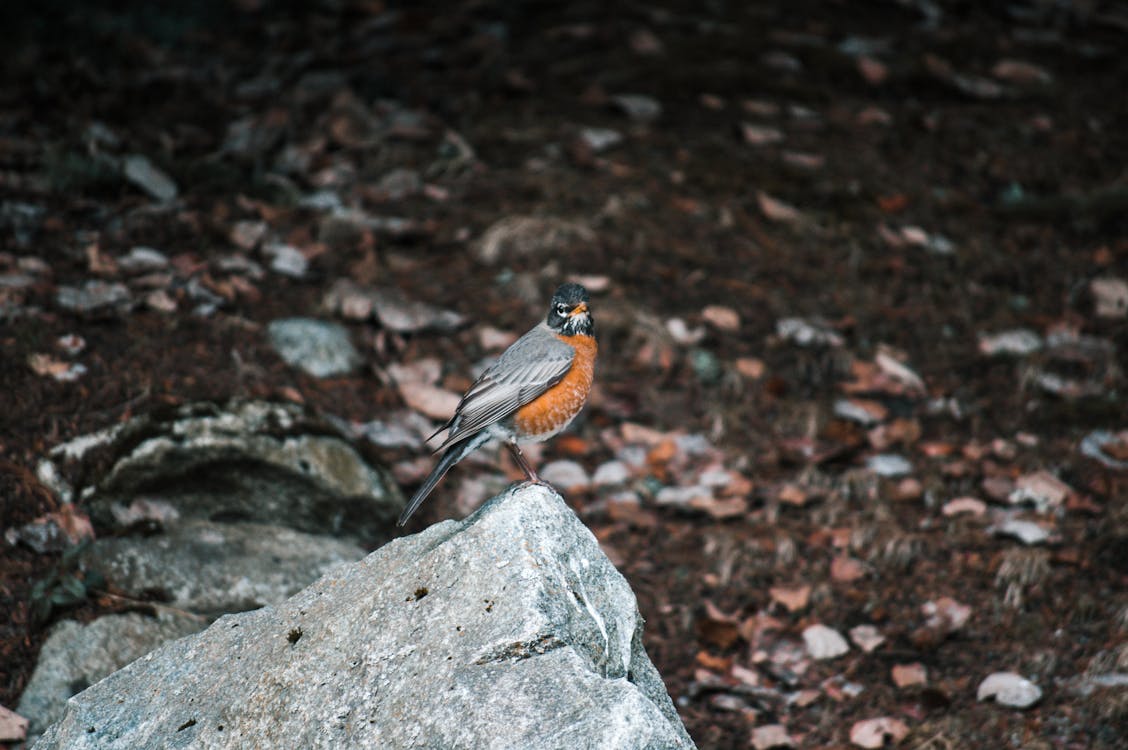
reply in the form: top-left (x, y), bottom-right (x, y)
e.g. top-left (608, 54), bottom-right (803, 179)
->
top-left (2, 1), bottom-right (1128, 747)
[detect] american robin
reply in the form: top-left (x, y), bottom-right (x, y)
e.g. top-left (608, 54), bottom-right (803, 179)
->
top-left (397, 282), bottom-right (596, 526)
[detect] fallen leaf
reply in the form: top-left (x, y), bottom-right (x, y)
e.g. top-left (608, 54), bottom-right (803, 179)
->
top-left (991, 59), bottom-right (1053, 85)
top-left (922, 597), bottom-right (971, 632)
top-left (735, 357), bottom-right (766, 379)
top-left (757, 191), bottom-right (804, 223)
top-left (751, 724), bottom-right (794, 749)
top-left (770, 584), bottom-right (811, 613)
top-left (741, 123), bottom-right (785, 146)
top-left (0, 705), bottom-right (29, 743)
top-left (978, 329), bottom-right (1042, 356)
top-left (830, 555), bottom-right (866, 582)
top-left (397, 381), bottom-right (461, 422)
top-left (977, 672), bottom-right (1042, 708)
top-left (892, 662), bottom-right (928, 687)
top-left (701, 305), bottom-right (740, 332)
top-left (666, 317), bottom-right (706, 345)
top-left (850, 717), bottom-right (909, 748)
top-left (697, 600), bottom-right (742, 648)
top-left (1090, 277), bottom-right (1128, 318)
top-left (856, 56), bottom-right (888, 85)
top-left (942, 497), bottom-right (987, 517)
top-left (1010, 471), bottom-right (1072, 513)
top-left (991, 518), bottom-right (1050, 546)
top-left (849, 624), bottom-right (886, 653)
top-left (802, 624), bottom-right (849, 660)
top-left (27, 353), bottom-right (87, 382)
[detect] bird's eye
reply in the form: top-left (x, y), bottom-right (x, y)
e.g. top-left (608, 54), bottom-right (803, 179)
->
top-left (556, 303), bottom-right (569, 314)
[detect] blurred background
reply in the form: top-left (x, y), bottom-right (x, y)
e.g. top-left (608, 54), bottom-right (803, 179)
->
top-left (2, 1), bottom-right (1127, 747)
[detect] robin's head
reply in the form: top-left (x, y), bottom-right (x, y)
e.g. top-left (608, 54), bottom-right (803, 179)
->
top-left (546, 283), bottom-right (594, 337)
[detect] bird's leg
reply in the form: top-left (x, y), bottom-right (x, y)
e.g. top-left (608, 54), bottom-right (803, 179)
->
top-left (506, 441), bottom-right (542, 483)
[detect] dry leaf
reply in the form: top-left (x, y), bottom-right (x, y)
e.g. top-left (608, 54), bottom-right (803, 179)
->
top-left (756, 191), bottom-right (804, 224)
top-left (830, 555), bottom-right (866, 583)
top-left (0, 705), bottom-right (29, 743)
top-left (697, 600), bottom-right (742, 648)
top-left (942, 497), bottom-right (986, 517)
top-left (397, 381), bottom-right (460, 421)
top-left (891, 662), bottom-right (928, 687)
top-left (751, 724), bottom-right (794, 749)
top-left (849, 624), bottom-right (886, 653)
top-left (850, 717), bottom-right (909, 748)
top-left (701, 305), bottom-right (740, 332)
top-left (769, 584), bottom-right (811, 613)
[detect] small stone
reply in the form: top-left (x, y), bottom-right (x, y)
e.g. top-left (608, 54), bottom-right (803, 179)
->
top-left (776, 317), bottom-right (844, 347)
top-left (978, 329), bottom-right (1042, 356)
top-left (539, 460), bottom-right (591, 492)
top-left (267, 318), bottom-right (360, 377)
top-left (977, 672), bottom-right (1042, 708)
top-left (56, 281), bottom-right (131, 315)
top-left (610, 94), bottom-right (662, 121)
top-left (592, 461), bottom-right (631, 487)
top-left (117, 246), bottom-right (169, 273)
top-left (865, 453), bottom-right (912, 477)
top-left (991, 518), bottom-right (1049, 546)
top-left (579, 127), bottom-right (623, 153)
top-left (230, 220), bottom-right (268, 250)
top-left (122, 154), bottom-right (178, 202)
top-left (262, 242), bottom-right (309, 278)
top-left (802, 624), bottom-right (849, 660)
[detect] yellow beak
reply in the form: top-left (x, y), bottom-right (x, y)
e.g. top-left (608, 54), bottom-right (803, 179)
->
top-left (568, 302), bottom-right (588, 317)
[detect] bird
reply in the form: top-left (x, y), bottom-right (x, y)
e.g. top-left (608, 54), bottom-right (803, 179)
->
top-left (397, 282), bottom-right (597, 526)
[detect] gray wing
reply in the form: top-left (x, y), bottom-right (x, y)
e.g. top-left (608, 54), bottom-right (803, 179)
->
top-left (436, 325), bottom-right (575, 450)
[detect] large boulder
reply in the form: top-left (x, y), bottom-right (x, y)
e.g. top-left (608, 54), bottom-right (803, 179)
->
top-left (37, 400), bottom-right (403, 545)
top-left (35, 484), bottom-right (696, 749)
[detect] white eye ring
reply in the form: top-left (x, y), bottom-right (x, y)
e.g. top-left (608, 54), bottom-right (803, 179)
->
top-left (556, 304), bottom-right (569, 314)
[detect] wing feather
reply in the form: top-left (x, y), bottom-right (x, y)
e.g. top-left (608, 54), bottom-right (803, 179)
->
top-left (437, 326), bottom-right (574, 450)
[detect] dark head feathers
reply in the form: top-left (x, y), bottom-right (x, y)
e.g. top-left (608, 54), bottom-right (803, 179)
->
top-left (550, 283), bottom-right (589, 307)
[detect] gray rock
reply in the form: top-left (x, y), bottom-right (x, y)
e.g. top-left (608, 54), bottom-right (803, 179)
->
top-left (121, 154), bottom-right (178, 203)
top-left (36, 485), bottom-right (695, 750)
top-left (55, 281), bottom-right (132, 315)
top-left (18, 613), bottom-right (203, 741)
top-left (45, 401), bottom-right (402, 545)
top-left (267, 317), bottom-right (359, 377)
top-left (80, 520), bottom-right (365, 615)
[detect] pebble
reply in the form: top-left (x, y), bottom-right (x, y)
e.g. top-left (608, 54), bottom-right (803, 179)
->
top-left (267, 318), bottom-right (360, 378)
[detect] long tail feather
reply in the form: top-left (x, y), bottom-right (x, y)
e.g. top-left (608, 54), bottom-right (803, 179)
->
top-left (397, 432), bottom-right (488, 527)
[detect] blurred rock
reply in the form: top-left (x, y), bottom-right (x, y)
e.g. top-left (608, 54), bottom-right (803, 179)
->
top-left (268, 317), bottom-right (360, 377)
top-left (42, 400), bottom-right (403, 544)
top-left (56, 281), bottom-right (131, 315)
top-left (121, 155), bottom-right (178, 202)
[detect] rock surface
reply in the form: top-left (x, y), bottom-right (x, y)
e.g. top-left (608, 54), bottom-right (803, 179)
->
top-left (80, 520), bottom-right (365, 614)
top-left (40, 400), bottom-right (403, 545)
top-left (18, 613), bottom-right (203, 740)
top-left (36, 485), bottom-right (695, 749)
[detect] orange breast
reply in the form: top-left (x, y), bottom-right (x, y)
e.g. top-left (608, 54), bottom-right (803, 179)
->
top-left (512, 334), bottom-right (597, 439)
